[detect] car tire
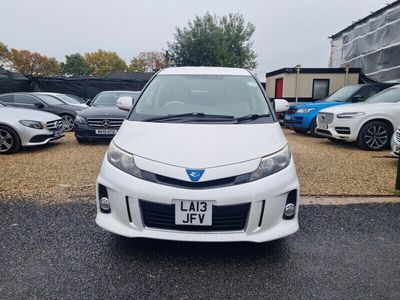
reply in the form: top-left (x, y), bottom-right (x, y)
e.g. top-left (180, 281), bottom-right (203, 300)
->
top-left (61, 114), bottom-right (75, 132)
top-left (0, 125), bottom-right (21, 154)
top-left (310, 118), bottom-right (318, 137)
top-left (357, 121), bottom-right (392, 151)
top-left (76, 137), bottom-right (88, 144)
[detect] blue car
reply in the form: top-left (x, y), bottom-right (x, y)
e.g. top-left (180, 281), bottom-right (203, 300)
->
top-left (284, 83), bottom-right (392, 136)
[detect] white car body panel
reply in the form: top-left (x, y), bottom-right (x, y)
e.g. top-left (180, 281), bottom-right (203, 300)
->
top-left (316, 102), bottom-right (400, 142)
top-left (0, 106), bottom-right (64, 147)
top-left (96, 67), bottom-right (300, 243)
top-left (391, 126), bottom-right (400, 157)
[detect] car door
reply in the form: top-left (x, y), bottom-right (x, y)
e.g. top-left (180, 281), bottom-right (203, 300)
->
top-left (9, 94), bottom-right (48, 111)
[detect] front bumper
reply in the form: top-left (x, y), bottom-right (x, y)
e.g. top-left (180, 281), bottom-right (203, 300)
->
top-left (74, 122), bottom-right (117, 140)
top-left (18, 125), bottom-right (64, 147)
top-left (95, 158), bottom-right (300, 243)
top-left (391, 134), bottom-right (400, 157)
top-left (284, 113), bottom-right (313, 130)
top-left (316, 119), bottom-right (359, 142)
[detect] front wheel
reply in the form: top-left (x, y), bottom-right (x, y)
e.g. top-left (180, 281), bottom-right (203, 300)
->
top-left (61, 114), bottom-right (75, 132)
top-left (310, 118), bottom-right (318, 137)
top-left (357, 121), bottom-right (391, 151)
top-left (0, 125), bottom-right (21, 154)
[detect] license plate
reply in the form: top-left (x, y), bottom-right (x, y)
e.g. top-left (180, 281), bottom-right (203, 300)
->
top-left (319, 123), bottom-right (328, 130)
top-left (285, 115), bottom-right (291, 121)
top-left (54, 130), bottom-right (62, 137)
top-left (175, 200), bottom-right (213, 226)
top-left (95, 129), bottom-right (117, 135)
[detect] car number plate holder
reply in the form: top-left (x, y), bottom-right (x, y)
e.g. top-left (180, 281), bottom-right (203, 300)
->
top-left (95, 129), bottom-right (117, 135)
top-left (174, 200), bottom-right (213, 226)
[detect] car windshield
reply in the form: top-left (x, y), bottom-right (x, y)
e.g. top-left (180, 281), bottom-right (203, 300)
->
top-left (54, 94), bottom-right (84, 105)
top-left (92, 92), bottom-right (137, 107)
top-left (131, 75), bottom-right (271, 122)
top-left (366, 87), bottom-right (400, 103)
top-left (324, 85), bottom-right (361, 102)
top-left (67, 94), bottom-right (86, 103)
top-left (35, 94), bottom-right (64, 105)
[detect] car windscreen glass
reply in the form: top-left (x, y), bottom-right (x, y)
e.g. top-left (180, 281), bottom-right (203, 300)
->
top-left (55, 94), bottom-right (83, 105)
top-left (131, 75), bottom-right (271, 122)
top-left (35, 94), bottom-right (64, 105)
top-left (324, 85), bottom-right (361, 102)
top-left (366, 87), bottom-right (400, 103)
top-left (92, 93), bottom-right (137, 107)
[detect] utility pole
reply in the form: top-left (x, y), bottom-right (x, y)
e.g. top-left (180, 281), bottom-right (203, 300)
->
top-left (295, 64), bottom-right (301, 103)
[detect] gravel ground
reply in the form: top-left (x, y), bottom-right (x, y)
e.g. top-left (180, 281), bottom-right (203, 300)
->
top-left (1, 200), bottom-right (399, 299)
top-left (0, 129), bottom-right (397, 202)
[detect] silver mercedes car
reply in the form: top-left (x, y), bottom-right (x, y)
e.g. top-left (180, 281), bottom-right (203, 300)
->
top-left (0, 103), bottom-right (64, 154)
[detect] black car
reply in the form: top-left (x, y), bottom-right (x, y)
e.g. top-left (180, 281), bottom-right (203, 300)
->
top-left (0, 92), bottom-right (85, 131)
top-left (74, 90), bottom-right (140, 143)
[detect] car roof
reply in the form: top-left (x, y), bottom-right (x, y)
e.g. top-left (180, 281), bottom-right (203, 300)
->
top-left (159, 67), bottom-right (252, 76)
top-left (99, 90), bottom-right (140, 94)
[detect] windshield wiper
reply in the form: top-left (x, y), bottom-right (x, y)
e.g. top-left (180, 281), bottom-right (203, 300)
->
top-left (234, 114), bottom-right (271, 123)
top-left (143, 113), bottom-right (234, 122)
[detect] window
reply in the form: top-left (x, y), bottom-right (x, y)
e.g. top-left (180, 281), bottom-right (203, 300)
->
top-left (14, 94), bottom-right (41, 105)
top-left (0, 95), bottom-right (14, 103)
top-left (312, 79), bottom-right (330, 100)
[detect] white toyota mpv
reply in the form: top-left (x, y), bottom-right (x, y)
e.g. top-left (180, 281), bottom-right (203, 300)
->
top-left (95, 67), bottom-right (299, 243)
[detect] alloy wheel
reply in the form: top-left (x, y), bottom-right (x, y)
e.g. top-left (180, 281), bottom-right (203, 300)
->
top-left (0, 129), bottom-right (14, 153)
top-left (62, 115), bottom-right (75, 131)
top-left (364, 125), bottom-right (388, 150)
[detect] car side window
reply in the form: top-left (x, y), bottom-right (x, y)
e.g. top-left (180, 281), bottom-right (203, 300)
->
top-left (14, 94), bottom-right (41, 105)
top-left (0, 95), bottom-right (14, 103)
top-left (357, 86), bottom-right (383, 99)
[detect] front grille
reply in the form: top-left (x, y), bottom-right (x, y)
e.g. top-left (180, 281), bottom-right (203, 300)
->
top-left (46, 119), bottom-right (63, 131)
top-left (141, 171), bottom-right (251, 189)
top-left (286, 107), bottom-right (297, 114)
top-left (317, 112), bottom-right (334, 124)
top-left (285, 116), bottom-right (303, 124)
top-left (335, 127), bottom-right (351, 135)
top-left (87, 118), bottom-right (124, 128)
top-left (140, 200), bottom-right (250, 232)
top-left (396, 129), bottom-right (400, 143)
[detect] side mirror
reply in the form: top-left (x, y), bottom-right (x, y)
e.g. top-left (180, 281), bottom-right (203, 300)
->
top-left (34, 102), bottom-right (45, 109)
top-left (274, 99), bottom-right (290, 113)
top-left (86, 99), bottom-right (92, 106)
top-left (117, 96), bottom-right (133, 111)
top-left (352, 94), bottom-right (364, 102)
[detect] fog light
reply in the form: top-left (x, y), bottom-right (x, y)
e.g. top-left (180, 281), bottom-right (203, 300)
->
top-left (284, 203), bottom-right (296, 217)
top-left (100, 197), bottom-right (111, 212)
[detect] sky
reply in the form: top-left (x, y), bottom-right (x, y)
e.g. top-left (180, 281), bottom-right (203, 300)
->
top-left (0, 0), bottom-right (394, 79)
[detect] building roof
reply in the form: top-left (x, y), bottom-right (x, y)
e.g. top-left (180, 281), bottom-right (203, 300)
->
top-left (330, 0), bottom-right (400, 39)
top-left (104, 72), bottom-right (155, 81)
top-left (266, 67), bottom-right (362, 78)
top-left (159, 67), bottom-right (252, 76)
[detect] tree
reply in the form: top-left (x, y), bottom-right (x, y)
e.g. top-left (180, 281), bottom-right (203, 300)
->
top-left (168, 13), bottom-right (257, 69)
top-left (0, 42), bottom-right (9, 70)
top-left (84, 50), bottom-right (127, 76)
top-left (128, 51), bottom-right (167, 72)
top-left (127, 57), bottom-right (146, 72)
top-left (61, 53), bottom-right (91, 76)
top-left (7, 48), bottom-right (61, 76)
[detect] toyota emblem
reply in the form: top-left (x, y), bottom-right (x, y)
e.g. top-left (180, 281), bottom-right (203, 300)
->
top-left (102, 120), bottom-right (111, 128)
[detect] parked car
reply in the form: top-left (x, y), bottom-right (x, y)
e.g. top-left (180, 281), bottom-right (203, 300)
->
top-left (74, 90), bottom-right (140, 143)
top-left (0, 103), bottom-right (64, 154)
top-left (35, 92), bottom-right (88, 108)
top-left (0, 92), bottom-right (85, 132)
top-left (391, 126), bottom-right (400, 157)
top-left (284, 83), bottom-right (392, 136)
top-left (316, 84), bottom-right (400, 150)
top-left (95, 67), bottom-right (298, 243)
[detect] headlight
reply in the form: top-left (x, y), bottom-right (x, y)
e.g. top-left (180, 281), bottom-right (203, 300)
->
top-left (107, 142), bottom-right (142, 178)
top-left (337, 112), bottom-right (365, 119)
top-left (75, 115), bottom-right (86, 124)
top-left (250, 145), bottom-right (291, 181)
top-left (19, 120), bottom-right (43, 129)
top-left (297, 108), bottom-right (315, 113)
